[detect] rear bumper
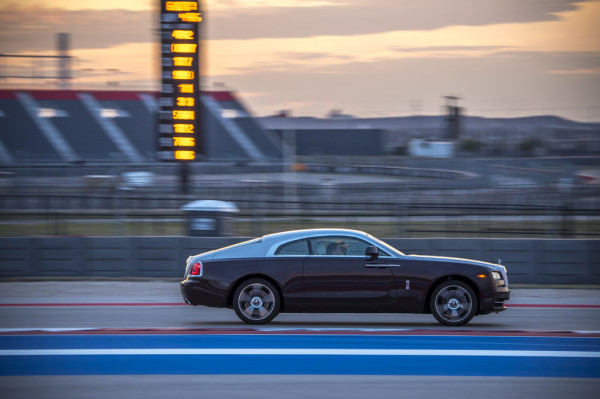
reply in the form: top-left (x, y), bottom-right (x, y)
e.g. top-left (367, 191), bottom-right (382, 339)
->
top-left (181, 278), bottom-right (228, 308)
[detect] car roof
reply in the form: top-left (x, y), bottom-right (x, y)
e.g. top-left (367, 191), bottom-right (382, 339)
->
top-left (207, 228), bottom-right (374, 260)
top-left (261, 228), bottom-right (369, 245)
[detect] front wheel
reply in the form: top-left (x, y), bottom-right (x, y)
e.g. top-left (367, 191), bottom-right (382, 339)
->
top-left (430, 280), bottom-right (478, 326)
top-left (233, 278), bottom-right (280, 325)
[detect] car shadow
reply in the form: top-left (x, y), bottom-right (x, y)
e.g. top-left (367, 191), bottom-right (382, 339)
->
top-left (184, 320), bottom-right (506, 330)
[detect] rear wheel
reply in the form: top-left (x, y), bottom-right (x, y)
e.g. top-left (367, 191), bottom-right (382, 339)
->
top-left (233, 278), bottom-right (280, 325)
top-left (430, 280), bottom-right (478, 326)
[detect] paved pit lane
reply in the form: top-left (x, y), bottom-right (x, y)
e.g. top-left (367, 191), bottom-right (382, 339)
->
top-left (1, 281), bottom-right (599, 331)
top-left (0, 281), bottom-right (599, 399)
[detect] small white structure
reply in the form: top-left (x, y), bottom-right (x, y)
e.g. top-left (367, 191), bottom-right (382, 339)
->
top-left (119, 171), bottom-right (154, 190)
top-left (182, 200), bottom-right (239, 236)
top-left (408, 139), bottom-right (455, 158)
top-left (181, 200), bottom-right (239, 213)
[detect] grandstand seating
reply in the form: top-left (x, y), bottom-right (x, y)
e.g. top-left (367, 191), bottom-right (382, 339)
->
top-left (0, 89), bottom-right (282, 164)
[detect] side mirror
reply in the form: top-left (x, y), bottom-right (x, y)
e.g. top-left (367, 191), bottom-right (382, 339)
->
top-left (365, 246), bottom-right (379, 260)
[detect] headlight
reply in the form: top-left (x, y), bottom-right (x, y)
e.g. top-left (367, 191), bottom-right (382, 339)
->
top-left (491, 271), bottom-right (501, 280)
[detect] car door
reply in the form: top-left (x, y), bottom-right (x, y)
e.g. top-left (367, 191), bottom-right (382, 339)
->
top-left (302, 236), bottom-right (396, 312)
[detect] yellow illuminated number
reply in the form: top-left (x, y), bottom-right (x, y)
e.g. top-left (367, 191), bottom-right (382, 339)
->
top-left (178, 84), bottom-right (194, 93)
top-left (171, 43), bottom-right (197, 53)
top-left (172, 30), bottom-right (194, 40)
top-left (173, 124), bottom-right (194, 133)
top-left (176, 97), bottom-right (195, 106)
top-left (179, 13), bottom-right (202, 22)
top-left (175, 150), bottom-right (196, 160)
top-left (172, 70), bottom-right (194, 80)
top-left (173, 57), bottom-right (193, 67)
top-left (173, 110), bottom-right (195, 120)
top-left (173, 137), bottom-right (195, 147)
top-left (166, 1), bottom-right (197, 12)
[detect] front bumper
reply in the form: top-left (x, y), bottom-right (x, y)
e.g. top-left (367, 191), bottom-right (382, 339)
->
top-left (478, 272), bottom-right (510, 314)
top-left (491, 266), bottom-right (510, 312)
top-left (493, 286), bottom-right (510, 312)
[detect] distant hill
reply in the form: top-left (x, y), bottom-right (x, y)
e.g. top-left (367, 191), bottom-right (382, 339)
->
top-left (258, 114), bottom-right (600, 155)
top-left (259, 114), bottom-right (600, 132)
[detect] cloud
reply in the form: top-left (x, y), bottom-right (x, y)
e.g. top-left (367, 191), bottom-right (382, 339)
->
top-left (207, 0), bottom-right (344, 10)
top-left (205, 0), bottom-right (600, 78)
top-left (0, 0), bottom-right (151, 11)
top-left (1, 0), bottom-right (598, 121)
top-left (549, 67), bottom-right (600, 74)
top-left (0, 5), bottom-right (153, 53)
top-left (35, 41), bottom-right (154, 88)
top-left (392, 45), bottom-right (517, 59)
top-left (208, 0), bottom-right (594, 40)
top-left (2, 0), bottom-right (595, 55)
top-left (394, 46), bottom-right (514, 53)
top-left (211, 50), bottom-right (600, 121)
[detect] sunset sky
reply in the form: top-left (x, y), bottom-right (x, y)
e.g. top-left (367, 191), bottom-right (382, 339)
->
top-left (1, 0), bottom-right (599, 121)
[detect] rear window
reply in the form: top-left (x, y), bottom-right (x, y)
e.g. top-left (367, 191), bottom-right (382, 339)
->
top-left (275, 239), bottom-right (309, 256)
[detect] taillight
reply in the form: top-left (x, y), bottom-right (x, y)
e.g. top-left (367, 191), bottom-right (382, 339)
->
top-left (190, 262), bottom-right (202, 276)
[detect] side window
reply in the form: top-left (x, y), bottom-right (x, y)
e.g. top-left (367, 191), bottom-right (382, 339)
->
top-left (309, 236), bottom-right (391, 257)
top-left (275, 239), bottom-right (309, 256)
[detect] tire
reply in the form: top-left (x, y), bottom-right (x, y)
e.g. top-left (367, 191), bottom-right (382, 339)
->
top-left (430, 280), bottom-right (478, 326)
top-left (233, 278), bottom-right (280, 325)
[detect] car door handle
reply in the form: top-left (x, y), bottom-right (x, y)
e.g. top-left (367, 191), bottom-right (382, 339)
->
top-left (364, 264), bottom-right (387, 269)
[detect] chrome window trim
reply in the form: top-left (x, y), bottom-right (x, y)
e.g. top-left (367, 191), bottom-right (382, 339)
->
top-left (266, 229), bottom-right (401, 258)
top-left (305, 255), bottom-right (395, 259)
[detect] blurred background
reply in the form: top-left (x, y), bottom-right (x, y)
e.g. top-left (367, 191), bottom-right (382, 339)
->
top-left (0, 0), bottom-right (599, 239)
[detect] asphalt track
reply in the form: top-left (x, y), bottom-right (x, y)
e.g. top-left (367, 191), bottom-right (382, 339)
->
top-left (1, 281), bottom-right (599, 398)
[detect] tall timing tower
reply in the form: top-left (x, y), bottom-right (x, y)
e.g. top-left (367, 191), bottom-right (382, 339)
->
top-left (157, 1), bottom-right (204, 163)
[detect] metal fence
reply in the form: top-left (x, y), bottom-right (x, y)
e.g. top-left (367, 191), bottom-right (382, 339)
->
top-left (1, 192), bottom-right (598, 238)
top-left (1, 158), bottom-right (599, 238)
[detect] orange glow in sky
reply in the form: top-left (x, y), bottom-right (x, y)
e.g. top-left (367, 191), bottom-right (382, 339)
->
top-left (0, 0), bottom-right (599, 121)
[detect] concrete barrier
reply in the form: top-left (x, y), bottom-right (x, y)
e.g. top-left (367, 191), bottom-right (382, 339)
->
top-left (385, 238), bottom-right (599, 285)
top-left (0, 237), bottom-right (598, 284)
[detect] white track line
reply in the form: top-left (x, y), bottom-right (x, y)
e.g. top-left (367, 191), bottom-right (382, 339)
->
top-left (2, 349), bottom-right (599, 357)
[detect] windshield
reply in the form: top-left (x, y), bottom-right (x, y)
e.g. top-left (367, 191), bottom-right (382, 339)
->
top-left (367, 234), bottom-right (405, 257)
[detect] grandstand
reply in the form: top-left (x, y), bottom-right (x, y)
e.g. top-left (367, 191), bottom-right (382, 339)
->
top-left (0, 89), bottom-right (282, 164)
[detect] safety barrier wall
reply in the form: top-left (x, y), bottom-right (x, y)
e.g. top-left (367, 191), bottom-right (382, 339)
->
top-left (0, 237), bottom-right (598, 284)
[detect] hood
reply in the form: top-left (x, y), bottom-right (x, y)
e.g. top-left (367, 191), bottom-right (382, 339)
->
top-left (406, 254), bottom-right (506, 273)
